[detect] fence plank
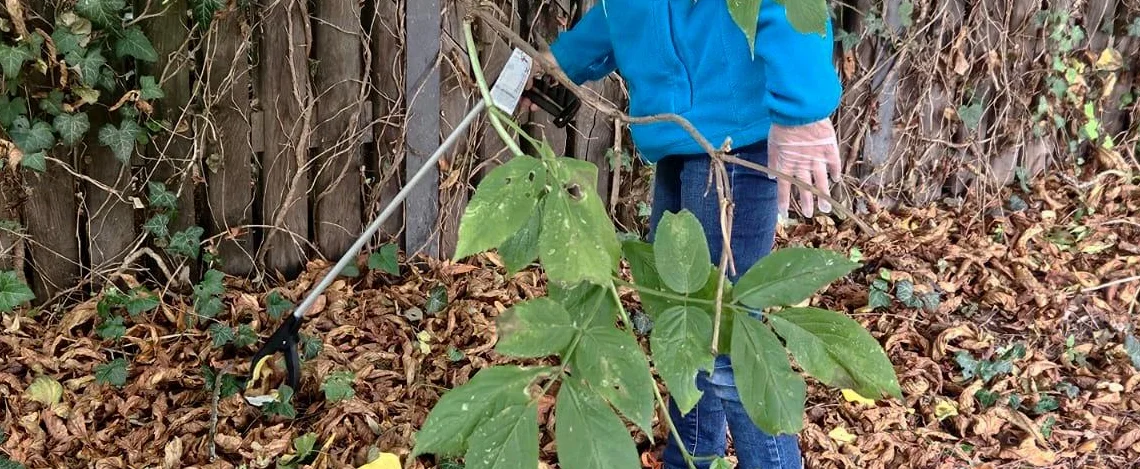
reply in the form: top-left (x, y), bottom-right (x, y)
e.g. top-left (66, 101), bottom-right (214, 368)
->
top-left (405, 0), bottom-right (442, 257)
top-left (258, 0), bottom-right (313, 277)
top-left (204, 9), bottom-right (256, 276)
top-left (521, 0), bottom-right (570, 157)
top-left (369, 0), bottom-right (405, 246)
top-left (475, 5), bottom-right (520, 180)
top-left (571, 0), bottom-right (618, 204)
top-left (83, 118), bottom-right (135, 271)
top-left (313, 0), bottom-right (365, 259)
top-left (0, 176), bottom-right (20, 272)
top-left (439, 0), bottom-right (477, 258)
top-left (25, 155), bottom-right (81, 300)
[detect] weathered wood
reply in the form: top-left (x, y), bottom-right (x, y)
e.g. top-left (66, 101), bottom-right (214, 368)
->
top-left (83, 112), bottom-right (135, 270)
top-left (313, 0), bottom-right (365, 259)
top-left (475, 4), bottom-right (520, 180)
top-left (405, 0), bottom-right (442, 257)
top-left (24, 154), bottom-right (80, 301)
top-left (572, 0), bottom-right (619, 205)
top-left (0, 174), bottom-right (20, 272)
top-left (258, 0), bottom-right (312, 277)
top-left (520, 0), bottom-right (571, 157)
top-left (438, 0), bottom-right (477, 258)
top-left (204, 8), bottom-right (256, 276)
top-left (369, 0), bottom-right (405, 244)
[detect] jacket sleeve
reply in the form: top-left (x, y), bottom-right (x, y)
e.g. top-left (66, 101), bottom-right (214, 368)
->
top-left (549, 6), bottom-right (617, 84)
top-left (755, 3), bottom-right (842, 126)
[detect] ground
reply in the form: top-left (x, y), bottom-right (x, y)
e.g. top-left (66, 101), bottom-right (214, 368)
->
top-left (0, 167), bottom-right (1138, 469)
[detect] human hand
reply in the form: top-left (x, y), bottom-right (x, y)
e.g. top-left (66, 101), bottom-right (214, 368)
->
top-left (767, 118), bottom-right (841, 220)
top-left (519, 51), bottom-right (557, 113)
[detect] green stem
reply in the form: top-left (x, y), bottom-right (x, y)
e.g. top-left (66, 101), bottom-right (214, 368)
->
top-left (613, 277), bottom-right (747, 315)
top-left (608, 283), bottom-right (699, 469)
top-left (462, 20), bottom-right (525, 159)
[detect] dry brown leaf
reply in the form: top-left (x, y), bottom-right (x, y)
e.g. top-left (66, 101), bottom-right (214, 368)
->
top-left (999, 438), bottom-right (1057, 466)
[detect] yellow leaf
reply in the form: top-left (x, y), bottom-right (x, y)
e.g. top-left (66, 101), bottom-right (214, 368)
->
top-left (934, 398), bottom-right (958, 421)
top-left (1095, 47), bottom-right (1123, 72)
top-left (841, 388), bottom-right (875, 407)
top-left (828, 426), bottom-right (857, 444)
top-left (25, 376), bottom-right (63, 407)
top-left (246, 355), bottom-right (274, 390)
top-left (417, 330), bottom-right (432, 354)
top-left (357, 452), bottom-right (401, 469)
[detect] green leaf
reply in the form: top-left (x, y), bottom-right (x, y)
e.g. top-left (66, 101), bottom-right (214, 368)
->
top-left (653, 210), bottom-right (712, 294)
top-left (455, 155), bottom-right (545, 260)
top-left (1124, 334), bottom-right (1140, 371)
top-left (191, 0), bottom-right (224, 27)
top-left (494, 297), bottom-right (575, 358)
top-left (53, 112), bottom-right (90, 146)
top-left (75, 0), bottom-right (125, 28)
top-left (538, 158), bottom-right (620, 285)
top-left (94, 358), bottom-right (130, 387)
top-left (208, 322), bottom-right (234, 348)
top-left (52, 29), bottom-right (85, 56)
top-left (10, 117), bottom-right (56, 154)
top-left (24, 376), bottom-right (64, 407)
top-left (278, 432), bottom-right (318, 468)
top-left (263, 384), bottom-right (297, 419)
top-left (195, 295), bottom-right (223, 319)
top-left (233, 324), bottom-right (257, 348)
top-left (114, 27), bottom-right (158, 62)
top-left (447, 345), bottom-right (464, 362)
top-left (570, 325), bottom-right (655, 435)
top-left (549, 281), bottom-right (617, 330)
top-left (710, 458), bottom-right (733, 469)
top-left (300, 333), bottom-right (322, 360)
top-left (143, 213), bottom-right (170, 239)
top-left (266, 291), bottom-right (294, 319)
top-left (0, 44), bottom-right (31, 79)
top-left (554, 378), bottom-right (641, 469)
top-left (1130, 17), bottom-right (1140, 37)
top-left (727, 0), bottom-right (762, 56)
top-left (733, 247), bottom-right (858, 309)
top-left (167, 226), bottom-right (204, 259)
top-left (339, 262), bottom-right (360, 277)
top-left (0, 456), bottom-right (26, 469)
top-left (958, 102), bottom-right (984, 131)
top-left (367, 243), bottom-right (400, 275)
top-left (148, 182), bottom-right (178, 210)
top-left (69, 49), bottom-right (107, 87)
top-left (126, 289), bottom-right (159, 315)
top-left (731, 315), bottom-right (805, 435)
top-left (20, 151), bottom-right (45, 173)
top-left (464, 404), bottom-right (539, 469)
top-left (412, 365), bottom-right (552, 458)
top-left (497, 208), bottom-right (541, 274)
top-left (322, 370), bottom-right (355, 402)
top-left (775, 0), bottom-right (829, 35)
top-left (425, 285), bottom-right (448, 314)
top-left (0, 96), bottom-right (26, 127)
top-left (195, 269), bottom-right (226, 298)
top-left (768, 307), bottom-right (901, 399)
top-left (1033, 395), bottom-right (1059, 414)
top-left (899, 0), bottom-right (914, 28)
top-left (651, 306), bottom-right (715, 414)
top-left (96, 315), bottom-right (126, 339)
top-left (0, 270), bottom-right (35, 311)
top-left (98, 120), bottom-right (142, 163)
top-left (139, 75), bottom-right (164, 100)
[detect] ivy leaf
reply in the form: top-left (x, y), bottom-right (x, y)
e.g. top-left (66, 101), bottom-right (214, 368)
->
top-left (0, 456), bottom-right (26, 469)
top-left (195, 296), bottom-right (224, 319)
top-left (52, 29), bottom-right (84, 56)
top-left (538, 157), bottom-right (620, 285)
top-left (958, 102), bottom-right (984, 131)
top-left (233, 324), bottom-right (257, 348)
top-left (126, 289), bottom-right (158, 316)
top-left (139, 75), bottom-right (164, 100)
top-left (10, 117), bottom-right (56, 154)
top-left (114, 27), bottom-right (157, 62)
top-left (300, 333), bottom-right (322, 360)
top-left (147, 182), bottom-right (178, 210)
top-left (494, 297), bottom-right (575, 358)
top-left (454, 155), bottom-right (545, 260)
top-left (69, 49), bottom-right (107, 87)
top-left (0, 96), bottom-right (26, 127)
top-left (653, 210), bottom-right (712, 294)
top-left (75, 0), bottom-right (125, 29)
top-left (322, 370), bottom-right (355, 403)
top-left (651, 306), bottom-right (715, 414)
top-left (775, 0), bottom-right (829, 35)
top-left (53, 112), bottom-right (90, 146)
top-left (412, 366), bottom-right (552, 459)
top-left (0, 44), bottom-right (31, 79)
top-left (98, 120), bottom-right (141, 163)
top-left (1125, 334), bottom-right (1140, 371)
top-left (733, 247), bottom-right (858, 309)
top-left (768, 307), bottom-right (902, 399)
top-left (143, 213), bottom-right (170, 239)
top-left (208, 323), bottom-right (234, 348)
top-left (1130, 17), bottom-right (1140, 37)
top-left (727, 0), bottom-right (762, 56)
top-left (266, 290), bottom-right (294, 319)
top-left (497, 207), bottom-right (541, 274)
top-left (167, 226), bottom-right (204, 259)
top-left (554, 377), bottom-right (641, 469)
top-left (191, 0), bottom-right (224, 27)
top-left (465, 404), bottom-right (539, 469)
top-left (19, 151), bottom-right (46, 173)
top-left (96, 315), bottom-right (126, 339)
top-left (570, 325), bottom-right (655, 436)
top-left (367, 243), bottom-right (400, 275)
top-left (731, 315), bottom-right (806, 435)
top-left (94, 358), bottom-right (130, 388)
top-left (263, 384), bottom-right (297, 419)
top-left (0, 270), bottom-right (35, 311)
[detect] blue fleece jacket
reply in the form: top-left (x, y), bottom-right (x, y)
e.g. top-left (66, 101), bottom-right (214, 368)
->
top-left (549, 0), bottom-right (841, 162)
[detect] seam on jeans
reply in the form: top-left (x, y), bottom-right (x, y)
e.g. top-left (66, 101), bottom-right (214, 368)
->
top-left (768, 436), bottom-right (784, 468)
top-left (689, 403), bottom-right (700, 455)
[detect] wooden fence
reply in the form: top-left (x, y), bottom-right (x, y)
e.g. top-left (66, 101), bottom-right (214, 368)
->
top-left (4, 0), bottom-right (1139, 302)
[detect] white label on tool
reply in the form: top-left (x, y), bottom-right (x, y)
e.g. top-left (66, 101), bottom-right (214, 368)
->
top-left (490, 48), bottom-right (534, 114)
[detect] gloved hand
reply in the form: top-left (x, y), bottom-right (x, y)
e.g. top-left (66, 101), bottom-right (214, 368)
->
top-left (767, 118), bottom-right (842, 220)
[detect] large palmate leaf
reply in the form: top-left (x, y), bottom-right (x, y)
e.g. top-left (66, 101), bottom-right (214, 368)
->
top-left (733, 247), bottom-right (857, 309)
top-left (731, 315), bottom-right (805, 435)
top-left (497, 208), bottom-right (541, 274)
top-left (465, 404), bottom-right (539, 469)
top-left (454, 155), bottom-right (545, 260)
top-left (555, 378), bottom-right (641, 469)
top-left (651, 305), bottom-right (715, 414)
top-left (570, 325), bottom-right (655, 436)
top-left (768, 307), bottom-right (902, 399)
top-left (653, 210), bottom-right (712, 294)
top-left (495, 297), bottom-right (576, 358)
top-left (538, 157), bottom-right (620, 285)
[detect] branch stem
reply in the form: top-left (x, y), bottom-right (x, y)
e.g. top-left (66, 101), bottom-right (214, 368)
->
top-left (462, 19), bottom-right (525, 159)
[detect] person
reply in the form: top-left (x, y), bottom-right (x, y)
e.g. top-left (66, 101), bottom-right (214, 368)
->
top-left (531, 1), bottom-right (843, 468)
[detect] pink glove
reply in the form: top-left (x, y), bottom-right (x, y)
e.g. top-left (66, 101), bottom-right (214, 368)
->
top-left (767, 119), bottom-right (842, 219)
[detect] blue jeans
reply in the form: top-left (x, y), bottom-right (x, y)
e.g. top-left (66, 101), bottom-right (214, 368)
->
top-left (647, 140), bottom-right (803, 469)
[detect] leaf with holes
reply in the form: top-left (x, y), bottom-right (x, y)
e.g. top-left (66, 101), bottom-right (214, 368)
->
top-left (494, 297), bottom-right (575, 359)
top-left (367, 243), bottom-right (399, 275)
top-left (653, 210), bottom-right (712, 294)
top-left (733, 247), bottom-right (858, 309)
top-left (454, 155), bottom-right (545, 260)
top-left (0, 44), bottom-right (31, 79)
top-left (266, 290), bottom-right (293, 319)
top-left (139, 75), bottom-right (164, 100)
top-left (143, 213), bottom-right (169, 239)
top-left (554, 377), bottom-right (641, 469)
top-left (208, 323), bottom-right (234, 348)
top-left (98, 120), bottom-right (142, 163)
top-left (538, 157), bottom-right (620, 285)
top-left (0, 271), bottom-right (34, 312)
top-left (0, 96), bottom-right (26, 127)
top-left (10, 117), bottom-right (56, 154)
top-left (114, 27), bottom-right (157, 62)
top-left (465, 404), bottom-right (539, 469)
top-left (75, 0), bottom-right (125, 28)
top-left (768, 307), bottom-right (901, 399)
top-left (732, 315), bottom-right (805, 435)
top-left (95, 358), bottom-right (129, 387)
top-left (651, 305), bottom-right (715, 414)
top-left (569, 325), bottom-right (655, 436)
top-left (167, 226), bottom-right (203, 259)
top-left (53, 112), bottom-right (90, 145)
